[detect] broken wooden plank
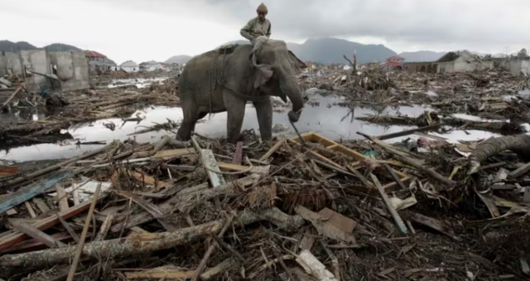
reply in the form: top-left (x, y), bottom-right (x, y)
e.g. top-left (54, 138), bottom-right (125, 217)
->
top-left (290, 132), bottom-right (409, 179)
top-left (0, 171), bottom-right (72, 215)
top-left (218, 162), bottom-right (271, 175)
top-left (318, 208), bottom-right (357, 233)
top-left (0, 165), bottom-right (18, 177)
top-left (66, 183), bottom-right (101, 281)
top-left (299, 231), bottom-right (316, 251)
top-left (294, 205), bottom-right (356, 244)
top-left (509, 162), bottom-right (530, 178)
top-left (376, 124), bottom-right (443, 141)
top-left (56, 214), bottom-right (80, 243)
top-left (151, 148), bottom-right (196, 160)
top-left (370, 173), bottom-right (408, 234)
top-left (201, 258), bottom-right (234, 280)
top-left (406, 211), bottom-right (461, 241)
top-left (384, 163), bottom-right (408, 190)
top-left (95, 214), bottom-right (113, 242)
top-left (259, 137), bottom-right (286, 162)
top-left (11, 221), bottom-right (65, 248)
top-left (33, 198), bottom-right (50, 214)
top-left (296, 250), bottom-right (338, 281)
top-left (72, 190), bottom-right (80, 205)
top-left (55, 185), bottom-right (69, 212)
top-left (0, 193), bottom-right (104, 252)
top-left (24, 202), bottom-right (37, 218)
top-left (125, 269), bottom-right (195, 279)
top-left (0, 232), bottom-right (72, 254)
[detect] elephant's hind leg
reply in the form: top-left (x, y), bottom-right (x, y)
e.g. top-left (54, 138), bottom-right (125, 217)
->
top-left (177, 103), bottom-right (200, 141)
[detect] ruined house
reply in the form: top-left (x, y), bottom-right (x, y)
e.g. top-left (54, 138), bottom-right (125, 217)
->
top-left (139, 60), bottom-right (167, 72)
top-left (0, 49), bottom-right (90, 93)
top-left (384, 55), bottom-right (405, 70)
top-left (405, 50), bottom-right (493, 73)
top-left (85, 51), bottom-right (117, 73)
top-left (119, 60), bottom-right (139, 73)
top-left (437, 50), bottom-right (493, 73)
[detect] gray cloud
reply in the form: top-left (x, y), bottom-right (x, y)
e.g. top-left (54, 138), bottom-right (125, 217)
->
top-left (90, 0), bottom-right (530, 52)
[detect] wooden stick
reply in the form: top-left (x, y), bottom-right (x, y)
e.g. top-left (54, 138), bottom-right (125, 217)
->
top-left (0, 196), bottom-right (99, 252)
top-left (0, 171), bottom-right (72, 215)
top-left (358, 132), bottom-right (456, 187)
top-left (191, 215), bottom-right (234, 281)
top-left (259, 137), bottom-right (285, 162)
top-left (370, 173), bottom-right (408, 234)
top-left (11, 222), bottom-right (65, 248)
top-left (24, 202), bottom-right (37, 218)
top-left (66, 183), bottom-right (101, 281)
top-left (0, 86), bottom-right (23, 109)
top-left (56, 213), bottom-right (80, 243)
top-left (212, 235), bottom-right (245, 262)
top-left (55, 185), bottom-right (69, 212)
top-left (95, 214), bottom-right (113, 242)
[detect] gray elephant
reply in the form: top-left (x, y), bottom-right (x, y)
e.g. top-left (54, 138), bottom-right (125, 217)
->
top-left (176, 38), bottom-right (306, 143)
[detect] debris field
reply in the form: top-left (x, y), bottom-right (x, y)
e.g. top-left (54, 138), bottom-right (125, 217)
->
top-left (1, 64), bottom-right (530, 280)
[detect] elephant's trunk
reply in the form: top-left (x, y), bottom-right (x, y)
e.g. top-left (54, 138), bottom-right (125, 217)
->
top-left (279, 72), bottom-right (304, 122)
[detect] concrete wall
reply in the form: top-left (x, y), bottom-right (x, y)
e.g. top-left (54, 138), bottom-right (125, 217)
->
top-left (521, 60), bottom-right (530, 75)
top-left (21, 50), bottom-right (53, 93)
top-left (6, 52), bottom-right (24, 76)
top-left (0, 52), bottom-right (24, 77)
top-left (50, 51), bottom-right (90, 91)
top-left (0, 54), bottom-right (6, 77)
top-left (507, 59), bottom-right (530, 75)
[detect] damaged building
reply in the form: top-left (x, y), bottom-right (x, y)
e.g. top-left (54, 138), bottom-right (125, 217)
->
top-left (85, 51), bottom-right (117, 73)
top-left (0, 49), bottom-right (90, 93)
top-left (405, 50), bottom-right (493, 73)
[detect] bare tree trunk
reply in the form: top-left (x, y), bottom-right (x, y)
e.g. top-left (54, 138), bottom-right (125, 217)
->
top-left (0, 208), bottom-right (304, 277)
top-left (469, 135), bottom-right (530, 174)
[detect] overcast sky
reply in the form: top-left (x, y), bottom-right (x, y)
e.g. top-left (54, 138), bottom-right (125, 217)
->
top-left (2, 0), bottom-right (529, 64)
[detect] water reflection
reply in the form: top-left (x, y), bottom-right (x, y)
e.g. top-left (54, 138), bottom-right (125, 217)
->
top-left (0, 95), bottom-right (434, 162)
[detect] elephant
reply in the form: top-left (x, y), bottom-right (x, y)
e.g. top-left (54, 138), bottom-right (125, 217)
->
top-left (176, 38), bottom-right (306, 143)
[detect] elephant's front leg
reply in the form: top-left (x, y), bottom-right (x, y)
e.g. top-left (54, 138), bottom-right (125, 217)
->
top-left (253, 97), bottom-right (273, 141)
top-left (223, 89), bottom-right (247, 143)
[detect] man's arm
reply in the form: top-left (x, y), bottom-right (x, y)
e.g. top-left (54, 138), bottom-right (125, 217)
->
top-left (240, 19), bottom-right (255, 41)
top-left (266, 21), bottom-right (271, 38)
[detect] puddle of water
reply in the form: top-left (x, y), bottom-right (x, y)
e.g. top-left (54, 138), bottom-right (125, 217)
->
top-left (107, 77), bottom-right (170, 89)
top-left (450, 113), bottom-right (504, 123)
top-left (0, 95), bottom-right (451, 162)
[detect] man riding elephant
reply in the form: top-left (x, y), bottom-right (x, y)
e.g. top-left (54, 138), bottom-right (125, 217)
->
top-left (240, 3), bottom-right (271, 45)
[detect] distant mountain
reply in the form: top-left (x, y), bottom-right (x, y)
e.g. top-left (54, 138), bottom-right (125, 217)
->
top-left (398, 51), bottom-right (446, 62)
top-left (0, 40), bottom-right (81, 53)
top-left (165, 55), bottom-right (192, 64)
top-left (0, 40), bottom-right (38, 52)
top-left (212, 38), bottom-right (396, 64)
top-left (44, 43), bottom-right (81, 52)
top-left (288, 38), bottom-right (396, 64)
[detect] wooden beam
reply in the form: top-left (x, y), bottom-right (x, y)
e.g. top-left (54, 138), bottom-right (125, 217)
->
top-left (11, 221), bottom-right (66, 248)
top-left (0, 171), bottom-right (72, 215)
top-left (0, 194), bottom-right (100, 252)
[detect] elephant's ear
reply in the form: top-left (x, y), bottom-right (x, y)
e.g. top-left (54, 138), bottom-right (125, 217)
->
top-left (251, 53), bottom-right (273, 89)
top-left (288, 50), bottom-right (306, 75)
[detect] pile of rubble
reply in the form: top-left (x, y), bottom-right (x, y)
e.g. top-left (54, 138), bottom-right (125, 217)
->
top-left (0, 83), bottom-right (179, 147)
top-left (1, 128), bottom-right (530, 280)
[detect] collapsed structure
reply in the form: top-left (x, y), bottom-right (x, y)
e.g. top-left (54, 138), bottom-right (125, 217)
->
top-left (0, 49), bottom-right (90, 93)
